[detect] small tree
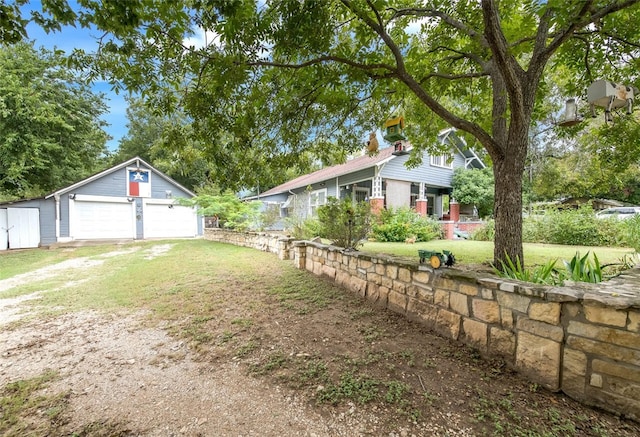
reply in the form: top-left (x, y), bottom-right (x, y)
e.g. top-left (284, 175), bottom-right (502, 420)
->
top-left (179, 192), bottom-right (262, 231)
top-left (452, 168), bottom-right (495, 219)
top-left (317, 197), bottom-right (371, 250)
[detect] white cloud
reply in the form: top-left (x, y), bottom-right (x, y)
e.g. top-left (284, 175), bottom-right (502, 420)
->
top-left (183, 28), bottom-right (221, 50)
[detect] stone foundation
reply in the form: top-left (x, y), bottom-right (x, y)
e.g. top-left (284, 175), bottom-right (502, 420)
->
top-left (204, 229), bottom-right (640, 421)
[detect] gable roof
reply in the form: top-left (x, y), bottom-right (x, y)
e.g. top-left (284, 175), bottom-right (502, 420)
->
top-left (259, 146), bottom-right (398, 197)
top-left (258, 128), bottom-right (485, 197)
top-left (44, 156), bottom-right (196, 199)
top-left (439, 128), bottom-right (485, 170)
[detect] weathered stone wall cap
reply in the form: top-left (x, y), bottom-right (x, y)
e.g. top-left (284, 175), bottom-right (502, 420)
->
top-left (513, 284), bottom-right (548, 299)
top-left (476, 277), bottom-right (502, 288)
top-left (583, 292), bottom-right (640, 310)
top-left (441, 269), bottom-right (481, 284)
top-left (546, 287), bottom-right (583, 302)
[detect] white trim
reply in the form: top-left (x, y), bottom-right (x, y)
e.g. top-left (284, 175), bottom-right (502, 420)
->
top-left (74, 194), bottom-right (133, 203)
top-left (430, 154), bottom-right (453, 169)
top-left (69, 196), bottom-right (136, 240)
top-left (126, 166), bottom-right (152, 198)
top-left (418, 182), bottom-right (427, 200)
top-left (141, 198), bottom-right (179, 206)
top-left (142, 198), bottom-right (198, 238)
top-left (54, 194), bottom-right (61, 239)
top-left (439, 127), bottom-right (486, 169)
top-left (372, 176), bottom-right (383, 198)
top-left (45, 156), bottom-right (196, 199)
top-left (308, 188), bottom-right (327, 217)
top-left (68, 197), bottom-right (75, 239)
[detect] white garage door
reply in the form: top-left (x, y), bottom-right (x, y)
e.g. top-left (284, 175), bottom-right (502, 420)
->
top-left (143, 200), bottom-right (197, 239)
top-left (7, 208), bottom-right (40, 249)
top-left (72, 196), bottom-right (135, 240)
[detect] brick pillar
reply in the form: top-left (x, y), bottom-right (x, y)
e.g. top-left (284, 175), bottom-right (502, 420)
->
top-left (370, 197), bottom-right (385, 215)
top-left (415, 199), bottom-right (428, 217)
top-left (450, 200), bottom-right (460, 223)
top-left (442, 221), bottom-right (454, 240)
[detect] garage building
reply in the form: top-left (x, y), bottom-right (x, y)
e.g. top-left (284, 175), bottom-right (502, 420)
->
top-left (1, 157), bottom-right (202, 250)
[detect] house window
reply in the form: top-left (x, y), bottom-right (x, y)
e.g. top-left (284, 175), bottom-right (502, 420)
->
top-left (430, 154), bottom-right (453, 169)
top-left (309, 189), bottom-right (327, 217)
top-left (427, 195), bottom-right (435, 217)
top-left (354, 187), bottom-right (369, 203)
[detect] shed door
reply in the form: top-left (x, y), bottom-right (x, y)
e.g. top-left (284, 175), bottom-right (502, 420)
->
top-left (6, 208), bottom-right (40, 249)
top-left (73, 197), bottom-right (135, 240)
top-left (0, 209), bottom-right (7, 250)
top-left (143, 200), bottom-right (197, 238)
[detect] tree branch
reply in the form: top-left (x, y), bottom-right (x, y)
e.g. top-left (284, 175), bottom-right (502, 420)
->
top-left (389, 7), bottom-right (488, 48)
top-left (481, 0), bottom-right (526, 122)
top-left (419, 71), bottom-right (488, 84)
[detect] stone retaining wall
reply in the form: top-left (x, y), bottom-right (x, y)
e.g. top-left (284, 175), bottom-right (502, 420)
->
top-left (204, 229), bottom-right (640, 420)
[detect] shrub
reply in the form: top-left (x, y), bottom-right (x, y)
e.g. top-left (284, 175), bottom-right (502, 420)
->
top-left (317, 197), bottom-right (371, 249)
top-left (178, 192), bottom-right (262, 231)
top-left (522, 206), bottom-right (624, 247)
top-left (370, 207), bottom-right (442, 242)
top-left (617, 214), bottom-right (640, 251)
top-left (285, 217), bottom-right (322, 240)
top-left (470, 220), bottom-right (495, 241)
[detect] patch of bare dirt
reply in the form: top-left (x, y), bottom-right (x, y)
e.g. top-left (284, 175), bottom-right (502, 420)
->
top-left (1, 244), bottom-right (639, 437)
top-left (2, 311), bottom-right (369, 436)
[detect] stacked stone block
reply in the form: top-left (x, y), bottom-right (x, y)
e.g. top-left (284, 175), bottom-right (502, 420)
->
top-left (203, 230), bottom-right (640, 421)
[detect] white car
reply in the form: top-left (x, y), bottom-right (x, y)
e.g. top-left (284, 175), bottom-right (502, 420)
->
top-left (596, 207), bottom-right (640, 219)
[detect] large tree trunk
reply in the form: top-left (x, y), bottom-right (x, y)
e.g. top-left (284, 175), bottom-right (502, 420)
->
top-left (492, 136), bottom-right (527, 267)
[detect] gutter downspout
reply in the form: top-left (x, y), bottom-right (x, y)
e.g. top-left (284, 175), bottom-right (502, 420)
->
top-left (54, 194), bottom-right (60, 241)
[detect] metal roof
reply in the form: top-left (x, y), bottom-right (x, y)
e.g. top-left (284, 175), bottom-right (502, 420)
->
top-left (259, 146), bottom-right (399, 197)
top-left (258, 128), bottom-right (485, 197)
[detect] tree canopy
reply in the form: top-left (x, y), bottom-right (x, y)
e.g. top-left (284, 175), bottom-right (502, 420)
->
top-left (452, 167), bottom-right (494, 219)
top-left (5, 0), bottom-right (640, 265)
top-left (0, 41), bottom-right (109, 200)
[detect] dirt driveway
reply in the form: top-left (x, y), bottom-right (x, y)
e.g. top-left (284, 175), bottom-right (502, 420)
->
top-left (1, 246), bottom-right (374, 436)
top-left (1, 242), bottom-right (639, 436)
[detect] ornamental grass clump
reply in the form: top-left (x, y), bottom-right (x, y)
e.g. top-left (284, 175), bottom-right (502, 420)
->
top-left (495, 251), bottom-right (620, 285)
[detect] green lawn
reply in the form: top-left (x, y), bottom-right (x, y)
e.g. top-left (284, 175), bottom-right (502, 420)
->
top-left (360, 239), bottom-right (636, 267)
top-left (3, 239), bottom-right (638, 436)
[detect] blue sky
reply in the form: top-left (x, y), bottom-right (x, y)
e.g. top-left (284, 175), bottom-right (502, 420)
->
top-left (25, 15), bottom-right (129, 152)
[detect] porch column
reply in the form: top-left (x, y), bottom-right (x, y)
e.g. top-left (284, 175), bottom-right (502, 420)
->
top-left (370, 176), bottom-right (384, 215)
top-left (450, 198), bottom-right (460, 222)
top-left (415, 182), bottom-right (428, 217)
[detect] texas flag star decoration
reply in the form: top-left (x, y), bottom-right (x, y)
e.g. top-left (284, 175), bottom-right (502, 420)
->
top-left (128, 169), bottom-right (151, 197)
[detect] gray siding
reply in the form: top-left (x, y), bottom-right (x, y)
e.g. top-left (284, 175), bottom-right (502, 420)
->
top-left (151, 173), bottom-right (193, 199)
top-left (258, 193), bottom-right (289, 204)
top-left (381, 151), bottom-right (459, 187)
top-left (72, 167), bottom-right (130, 197)
top-left (2, 198), bottom-right (57, 245)
top-left (66, 166), bottom-right (192, 200)
top-left (338, 168), bottom-right (375, 186)
top-left (60, 195), bottom-right (70, 238)
top-left (59, 166), bottom-right (199, 239)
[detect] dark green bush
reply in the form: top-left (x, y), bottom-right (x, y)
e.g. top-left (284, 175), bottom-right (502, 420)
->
top-left (370, 207), bottom-right (442, 242)
top-left (317, 197), bottom-right (371, 249)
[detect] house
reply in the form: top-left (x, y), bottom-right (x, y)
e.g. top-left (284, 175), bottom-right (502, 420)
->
top-left (254, 128), bottom-right (485, 230)
top-left (0, 157), bottom-right (202, 250)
